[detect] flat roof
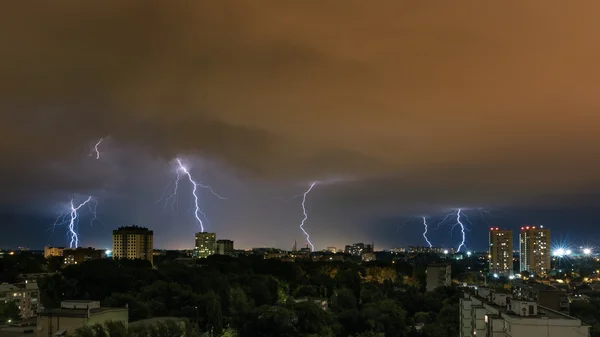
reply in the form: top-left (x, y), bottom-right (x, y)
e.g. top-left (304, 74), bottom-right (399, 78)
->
top-left (474, 293), bottom-right (578, 320)
top-left (39, 307), bottom-right (126, 318)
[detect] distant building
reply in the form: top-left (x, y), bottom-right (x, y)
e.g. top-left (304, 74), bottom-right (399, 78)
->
top-left (194, 232), bottom-right (216, 258)
top-left (344, 243), bottom-right (374, 256)
top-left (216, 239), bottom-right (234, 255)
top-left (0, 280), bottom-right (39, 319)
top-left (63, 247), bottom-right (103, 265)
top-left (408, 246), bottom-right (453, 254)
top-left (362, 252), bottom-right (376, 262)
top-left (519, 226), bottom-right (550, 276)
top-left (43, 246), bottom-right (64, 259)
top-left (489, 228), bottom-right (513, 276)
top-left (112, 226), bottom-right (154, 265)
top-left (426, 263), bottom-right (451, 292)
top-left (460, 287), bottom-right (589, 337)
top-left (37, 300), bottom-right (128, 337)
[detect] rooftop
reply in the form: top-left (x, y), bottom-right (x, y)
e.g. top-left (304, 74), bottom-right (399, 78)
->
top-left (39, 307), bottom-right (126, 318)
top-left (471, 289), bottom-right (580, 321)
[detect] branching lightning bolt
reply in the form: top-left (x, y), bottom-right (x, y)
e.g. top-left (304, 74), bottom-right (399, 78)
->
top-left (422, 217), bottom-right (433, 248)
top-left (52, 197), bottom-right (96, 248)
top-left (168, 158), bottom-right (226, 232)
top-left (299, 182), bottom-right (317, 251)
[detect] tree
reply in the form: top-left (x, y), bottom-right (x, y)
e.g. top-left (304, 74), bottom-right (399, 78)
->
top-left (105, 321), bottom-right (127, 337)
top-left (229, 287), bottom-right (252, 330)
top-left (331, 288), bottom-right (357, 312)
top-left (0, 301), bottom-right (20, 323)
top-left (293, 301), bottom-right (333, 337)
top-left (241, 306), bottom-right (299, 337)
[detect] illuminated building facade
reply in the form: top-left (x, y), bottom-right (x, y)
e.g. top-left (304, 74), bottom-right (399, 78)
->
top-left (489, 228), bottom-right (513, 276)
top-left (112, 226), bottom-right (154, 265)
top-left (63, 247), bottom-right (103, 265)
top-left (519, 226), bottom-right (550, 276)
top-left (195, 232), bottom-right (216, 258)
top-left (44, 246), bottom-right (64, 258)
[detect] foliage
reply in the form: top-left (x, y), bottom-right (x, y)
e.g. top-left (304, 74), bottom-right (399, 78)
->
top-left (0, 301), bottom-right (20, 323)
top-left (39, 256), bottom-right (462, 337)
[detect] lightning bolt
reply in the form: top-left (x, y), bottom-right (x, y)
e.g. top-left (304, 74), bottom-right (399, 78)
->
top-left (422, 217), bottom-right (433, 248)
top-left (52, 196), bottom-right (96, 248)
top-left (450, 209), bottom-right (467, 252)
top-left (90, 138), bottom-right (103, 159)
top-left (168, 158), bottom-right (226, 232)
top-left (299, 182), bottom-right (317, 251)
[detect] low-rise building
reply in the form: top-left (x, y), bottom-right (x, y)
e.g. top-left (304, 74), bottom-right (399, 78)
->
top-left (36, 300), bottom-right (128, 337)
top-left (512, 281), bottom-right (569, 314)
top-left (62, 247), bottom-right (103, 265)
top-left (0, 281), bottom-right (39, 319)
top-left (43, 247), bottom-right (64, 259)
top-left (460, 287), bottom-right (589, 337)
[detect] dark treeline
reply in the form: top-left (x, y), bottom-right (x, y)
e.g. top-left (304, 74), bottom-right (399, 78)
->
top-left (32, 255), bottom-right (460, 337)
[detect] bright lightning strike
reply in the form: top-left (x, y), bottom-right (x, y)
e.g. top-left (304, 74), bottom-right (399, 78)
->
top-left (52, 197), bottom-right (96, 248)
top-left (169, 158), bottom-right (226, 232)
top-left (454, 209), bottom-right (467, 252)
top-left (299, 182), bottom-right (317, 251)
top-left (89, 138), bottom-right (103, 159)
top-left (436, 208), bottom-right (469, 252)
top-left (422, 217), bottom-right (433, 248)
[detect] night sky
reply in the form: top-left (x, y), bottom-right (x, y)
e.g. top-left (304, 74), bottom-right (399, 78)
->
top-left (2, 2), bottom-right (600, 251)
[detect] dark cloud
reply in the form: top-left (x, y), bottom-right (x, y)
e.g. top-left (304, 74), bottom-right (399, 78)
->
top-left (2, 1), bottom-right (600, 248)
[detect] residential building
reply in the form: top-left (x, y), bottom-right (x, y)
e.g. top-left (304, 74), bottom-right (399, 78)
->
top-left (460, 287), bottom-right (589, 337)
top-left (194, 232), bottom-right (216, 258)
top-left (344, 243), bottom-right (374, 256)
top-left (62, 247), bottom-right (103, 265)
top-left (216, 239), bottom-right (234, 255)
top-left (512, 280), bottom-right (570, 314)
top-left (37, 300), bottom-right (128, 337)
top-left (0, 280), bottom-right (39, 319)
top-left (426, 263), bottom-right (451, 292)
top-left (112, 226), bottom-right (154, 265)
top-left (489, 228), bottom-right (513, 276)
top-left (362, 253), bottom-right (376, 262)
top-left (43, 247), bottom-right (64, 259)
top-left (519, 226), bottom-right (551, 276)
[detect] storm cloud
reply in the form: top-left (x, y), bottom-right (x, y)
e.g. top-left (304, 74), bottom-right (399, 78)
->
top-left (2, 1), bottom-right (600, 248)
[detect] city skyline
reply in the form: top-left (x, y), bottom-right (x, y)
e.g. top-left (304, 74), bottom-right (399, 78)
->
top-left (3, 2), bottom-right (600, 251)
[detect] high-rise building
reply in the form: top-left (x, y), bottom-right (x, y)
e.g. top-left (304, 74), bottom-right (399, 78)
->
top-left (112, 226), bottom-right (154, 265)
top-left (519, 226), bottom-right (550, 276)
top-left (489, 228), bottom-right (513, 276)
top-left (195, 232), bottom-right (216, 258)
top-left (216, 239), bottom-right (234, 255)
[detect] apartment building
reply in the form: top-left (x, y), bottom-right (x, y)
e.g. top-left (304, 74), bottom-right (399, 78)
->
top-left (112, 226), bottom-right (154, 265)
top-left (426, 263), bottom-right (451, 292)
top-left (519, 226), bottom-right (551, 276)
top-left (460, 287), bottom-right (589, 337)
top-left (0, 280), bottom-right (39, 319)
top-left (194, 232), bottom-right (216, 258)
top-left (489, 228), bottom-right (513, 276)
